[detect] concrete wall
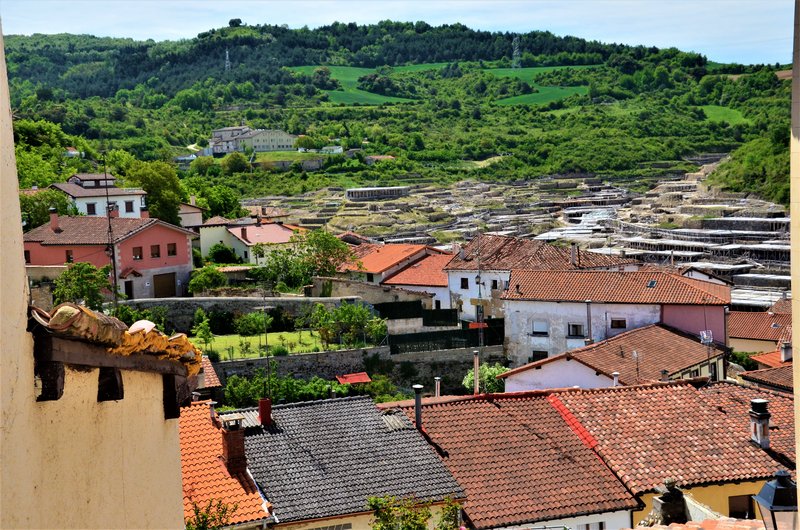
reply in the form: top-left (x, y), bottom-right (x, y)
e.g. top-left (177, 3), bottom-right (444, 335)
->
top-left (74, 194), bottom-right (146, 218)
top-left (215, 345), bottom-right (506, 396)
top-left (729, 337), bottom-right (777, 354)
top-left (389, 284), bottom-right (451, 309)
top-left (310, 277), bottom-right (432, 307)
top-left (504, 300), bottom-right (662, 366)
top-left (662, 305), bottom-right (726, 347)
top-left (25, 264), bottom-right (66, 281)
top-left (123, 296), bottom-right (354, 333)
top-left (504, 359), bottom-right (615, 392)
top-left (537, 509), bottom-right (631, 530)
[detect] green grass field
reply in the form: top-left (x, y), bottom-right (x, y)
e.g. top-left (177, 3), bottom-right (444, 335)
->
top-left (486, 64), bottom-right (597, 83)
top-left (495, 85), bottom-right (587, 106)
top-left (699, 105), bottom-right (750, 125)
top-left (255, 151), bottom-right (325, 162)
top-left (207, 330), bottom-right (325, 359)
top-left (290, 65), bottom-right (412, 105)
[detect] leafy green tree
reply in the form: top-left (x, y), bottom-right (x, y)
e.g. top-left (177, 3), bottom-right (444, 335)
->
top-left (53, 262), bottom-right (113, 310)
top-left (233, 312), bottom-right (273, 337)
top-left (185, 499), bottom-right (237, 530)
top-left (368, 496), bottom-right (431, 530)
top-left (295, 229), bottom-right (355, 278)
top-left (462, 362), bottom-right (509, 394)
top-left (204, 185), bottom-right (248, 218)
top-left (124, 160), bottom-right (183, 225)
top-left (19, 189), bottom-right (74, 231)
top-left (191, 313), bottom-right (214, 353)
top-left (188, 266), bottom-right (227, 294)
top-left (207, 243), bottom-right (242, 264)
top-left (189, 156), bottom-right (216, 176)
top-left (220, 152), bottom-right (250, 176)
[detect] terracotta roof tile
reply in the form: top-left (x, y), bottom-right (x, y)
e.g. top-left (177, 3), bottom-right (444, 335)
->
top-left (382, 253), bottom-right (453, 287)
top-left (388, 394), bottom-right (638, 528)
top-left (445, 234), bottom-right (633, 271)
top-left (499, 324), bottom-right (726, 385)
top-left (335, 372), bottom-right (372, 384)
top-left (502, 270), bottom-right (730, 305)
top-left (559, 382), bottom-right (790, 494)
top-left (750, 331), bottom-right (792, 369)
top-left (630, 518), bottom-right (764, 530)
top-left (24, 216), bottom-right (195, 246)
top-left (740, 365), bottom-right (794, 392)
top-left (200, 356), bottom-right (222, 389)
top-left (768, 298), bottom-right (792, 314)
top-left (179, 401), bottom-right (269, 525)
top-left (341, 244), bottom-right (438, 274)
top-left (227, 222), bottom-right (300, 246)
top-left (728, 312), bottom-right (791, 340)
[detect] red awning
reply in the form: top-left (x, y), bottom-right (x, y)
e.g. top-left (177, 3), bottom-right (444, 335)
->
top-left (118, 267), bottom-right (142, 279)
top-left (468, 322), bottom-right (488, 329)
top-left (336, 372), bottom-right (372, 385)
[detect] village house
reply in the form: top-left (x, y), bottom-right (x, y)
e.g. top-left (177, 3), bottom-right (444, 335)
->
top-left (445, 235), bottom-right (638, 322)
top-left (749, 325), bottom-right (792, 370)
top-left (339, 243), bottom-right (446, 284)
top-left (499, 324), bottom-right (728, 391)
top-left (381, 252), bottom-right (454, 309)
top-left (502, 269), bottom-right (730, 365)
top-left (202, 397), bottom-right (465, 530)
top-left (382, 380), bottom-right (794, 528)
top-left (740, 364), bottom-right (794, 394)
top-left (208, 125), bottom-right (297, 155)
top-left (729, 310), bottom-right (792, 354)
top-left (24, 210), bottom-right (196, 299)
top-left (179, 196), bottom-right (206, 229)
top-left (198, 216), bottom-right (304, 264)
top-left (50, 172), bottom-right (147, 218)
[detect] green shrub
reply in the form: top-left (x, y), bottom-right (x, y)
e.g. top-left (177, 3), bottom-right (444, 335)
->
top-left (234, 312), bottom-right (272, 336)
top-left (270, 345), bottom-right (289, 357)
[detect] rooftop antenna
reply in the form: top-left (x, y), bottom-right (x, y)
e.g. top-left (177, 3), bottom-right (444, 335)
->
top-left (700, 330), bottom-right (714, 381)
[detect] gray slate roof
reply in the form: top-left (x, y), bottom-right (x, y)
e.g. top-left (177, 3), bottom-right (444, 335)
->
top-left (221, 397), bottom-right (463, 523)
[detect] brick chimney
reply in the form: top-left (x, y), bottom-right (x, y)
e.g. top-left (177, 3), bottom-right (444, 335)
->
top-left (190, 195), bottom-right (196, 206)
top-left (220, 414), bottom-right (247, 475)
top-left (570, 243), bottom-right (577, 267)
top-left (240, 226), bottom-right (248, 242)
top-left (107, 203), bottom-right (119, 218)
top-left (140, 206), bottom-right (149, 219)
top-left (48, 207), bottom-right (60, 232)
top-left (749, 399), bottom-right (771, 449)
top-left (258, 397), bottom-right (272, 427)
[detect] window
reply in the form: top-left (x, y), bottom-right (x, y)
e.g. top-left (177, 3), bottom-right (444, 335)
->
top-left (97, 367), bottom-right (124, 402)
top-left (132, 247), bottom-right (143, 260)
top-left (709, 362), bottom-right (717, 381)
top-left (150, 245), bottom-right (160, 258)
top-left (567, 323), bottom-right (585, 338)
top-left (729, 495), bottom-right (755, 519)
top-left (167, 243), bottom-right (177, 256)
top-left (460, 277), bottom-right (469, 289)
top-left (531, 321), bottom-right (549, 336)
top-left (244, 251), bottom-right (248, 260)
top-left (690, 369), bottom-right (699, 378)
top-left (24, 250), bottom-right (30, 264)
top-left (435, 300), bottom-right (441, 310)
top-left (529, 350), bottom-right (548, 363)
top-left (125, 201), bottom-right (134, 213)
top-left (491, 279), bottom-right (499, 290)
top-left (366, 273), bottom-right (374, 282)
top-left (577, 524), bottom-right (605, 530)
top-left (65, 250), bottom-right (73, 263)
top-left (86, 203), bottom-right (96, 215)
top-left (610, 318), bottom-right (627, 329)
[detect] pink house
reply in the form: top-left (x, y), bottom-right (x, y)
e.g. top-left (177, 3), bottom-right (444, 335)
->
top-left (24, 209), bottom-right (196, 299)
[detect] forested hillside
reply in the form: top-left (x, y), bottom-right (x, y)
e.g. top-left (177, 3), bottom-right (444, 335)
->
top-left (5, 20), bottom-right (791, 218)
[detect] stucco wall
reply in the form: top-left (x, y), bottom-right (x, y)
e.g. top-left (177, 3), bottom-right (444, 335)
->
top-left (310, 277), bottom-right (432, 307)
top-left (533, 509), bottom-right (631, 530)
top-left (116, 222), bottom-right (192, 272)
top-left (25, 240), bottom-right (109, 267)
top-left (504, 300), bottom-right (662, 366)
top-left (447, 269), bottom-right (509, 321)
top-left (635, 481), bottom-right (766, 525)
top-left (74, 194), bottom-right (145, 218)
top-left (662, 305), bottom-right (726, 347)
top-left (389, 284), bottom-right (451, 309)
top-left (504, 358), bottom-right (615, 392)
top-left (730, 337), bottom-right (776, 354)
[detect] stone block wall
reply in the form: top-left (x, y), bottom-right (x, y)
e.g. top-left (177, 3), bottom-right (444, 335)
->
top-left (309, 277), bottom-right (433, 307)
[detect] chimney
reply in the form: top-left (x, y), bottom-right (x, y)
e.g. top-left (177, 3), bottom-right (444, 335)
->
top-left (220, 414), bottom-right (247, 474)
top-left (780, 341), bottom-right (792, 363)
top-left (258, 397), bottom-right (272, 427)
top-left (241, 226), bottom-right (248, 241)
top-left (660, 369), bottom-right (670, 382)
top-left (612, 371), bottom-right (620, 387)
top-left (107, 203), bottom-right (119, 218)
top-left (749, 399), bottom-right (771, 449)
top-left (140, 206), bottom-right (149, 219)
top-left (434, 376), bottom-right (441, 397)
top-left (256, 215), bottom-right (262, 227)
top-left (515, 284), bottom-right (522, 295)
top-left (190, 195), bottom-right (196, 206)
top-left (473, 350), bottom-right (480, 395)
top-left (570, 243), bottom-right (577, 267)
top-left (413, 384), bottom-right (423, 430)
top-left (49, 207), bottom-right (60, 232)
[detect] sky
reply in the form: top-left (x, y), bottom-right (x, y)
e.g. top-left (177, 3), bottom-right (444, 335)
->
top-left (0, 0), bottom-right (793, 65)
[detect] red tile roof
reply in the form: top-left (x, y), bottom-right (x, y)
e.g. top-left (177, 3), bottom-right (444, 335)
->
top-left (499, 324), bottom-right (726, 385)
top-left (335, 372), bottom-right (372, 384)
top-left (382, 253), bottom-right (453, 287)
top-left (200, 356), bottom-right (222, 389)
top-left (445, 234), bottom-right (633, 271)
top-left (769, 298), bottom-right (792, 314)
top-left (227, 222), bottom-right (300, 246)
top-left (749, 349), bottom-right (792, 369)
top-left (384, 394), bottom-right (638, 528)
top-left (728, 311), bottom-right (791, 340)
top-left (740, 365), bottom-right (794, 392)
top-left (179, 401), bottom-right (269, 525)
top-left (630, 518), bottom-right (764, 530)
top-left (341, 244), bottom-right (439, 274)
top-left (558, 382), bottom-right (789, 494)
top-left (25, 216), bottom-right (154, 245)
top-left (502, 270), bottom-right (730, 305)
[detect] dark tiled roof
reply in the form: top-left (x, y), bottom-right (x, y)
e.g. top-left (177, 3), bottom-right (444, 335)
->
top-left (740, 365), bottom-right (794, 392)
top-left (24, 216), bottom-right (194, 245)
top-left (502, 270), bottom-right (730, 305)
top-left (386, 394), bottom-right (638, 529)
top-left (728, 311), bottom-right (791, 340)
top-left (445, 234), bottom-right (632, 271)
top-left (229, 397), bottom-right (463, 523)
top-left (499, 324), bottom-right (726, 385)
top-left (558, 382), bottom-right (789, 494)
top-left (51, 182), bottom-right (145, 198)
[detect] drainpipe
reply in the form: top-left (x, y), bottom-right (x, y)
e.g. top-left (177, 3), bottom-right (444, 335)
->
top-left (585, 300), bottom-right (593, 344)
top-left (473, 350), bottom-right (480, 395)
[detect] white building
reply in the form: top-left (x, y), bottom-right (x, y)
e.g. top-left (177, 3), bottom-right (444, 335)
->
top-left (502, 269), bottom-right (730, 366)
top-left (50, 173), bottom-right (146, 218)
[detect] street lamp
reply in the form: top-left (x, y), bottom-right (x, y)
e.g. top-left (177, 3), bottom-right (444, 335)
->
top-left (753, 470), bottom-right (798, 530)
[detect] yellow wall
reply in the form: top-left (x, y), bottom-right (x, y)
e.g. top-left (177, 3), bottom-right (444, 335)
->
top-left (634, 481), bottom-right (764, 525)
top-left (730, 338), bottom-right (776, 355)
top-left (278, 505), bottom-right (448, 530)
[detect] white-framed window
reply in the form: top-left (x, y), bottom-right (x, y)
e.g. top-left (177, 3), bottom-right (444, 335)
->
top-left (568, 323), bottom-right (585, 338)
top-left (86, 203), bottom-right (97, 215)
top-left (610, 318), bottom-right (627, 329)
top-left (531, 320), bottom-right (548, 336)
top-left (578, 523), bottom-right (605, 530)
